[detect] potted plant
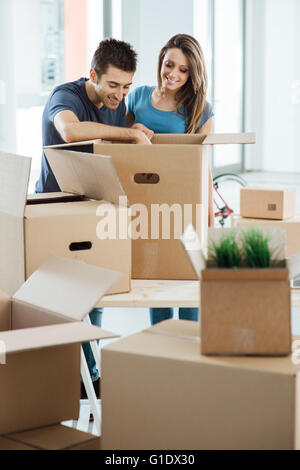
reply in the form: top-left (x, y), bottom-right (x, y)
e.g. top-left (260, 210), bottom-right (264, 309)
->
top-left (200, 227), bottom-right (291, 355)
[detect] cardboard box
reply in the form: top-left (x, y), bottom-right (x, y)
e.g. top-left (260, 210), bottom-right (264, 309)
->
top-left (2, 425), bottom-right (101, 450)
top-left (0, 256), bottom-right (121, 435)
top-left (101, 319), bottom-right (300, 450)
top-left (232, 214), bottom-right (300, 257)
top-left (0, 151), bottom-right (131, 296)
top-left (182, 226), bottom-right (296, 355)
top-left (240, 187), bottom-right (296, 220)
top-left (44, 133), bottom-right (255, 280)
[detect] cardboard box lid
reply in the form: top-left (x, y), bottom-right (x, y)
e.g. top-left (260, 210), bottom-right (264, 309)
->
top-left (12, 256), bottom-right (122, 322)
top-left (0, 152), bottom-right (32, 296)
top-left (151, 132), bottom-right (256, 145)
top-left (44, 148), bottom-right (127, 206)
top-left (0, 321), bottom-right (117, 354)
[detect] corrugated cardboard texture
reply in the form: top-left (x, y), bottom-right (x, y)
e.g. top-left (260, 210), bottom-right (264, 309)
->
top-left (102, 320), bottom-right (296, 450)
top-left (7, 425), bottom-right (100, 450)
top-left (0, 344), bottom-right (80, 435)
top-left (0, 290), bottom-right (11, 332)
top-left (0, 152), bottom-right (31, 296)
top-left (0, 436), bottom-right (35, 450)
top-left (24, 201), bottom-right (130, 295)
top-left (201, 275), bottom-right (291, 355)
top-left (232, 215), bottom-right (300, 257)
top-left (240, 187), bottom-right (296, 220)
top-left (93, 142), bottom-right (208, 279)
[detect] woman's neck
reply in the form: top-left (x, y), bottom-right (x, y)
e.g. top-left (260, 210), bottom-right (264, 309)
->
top-left (152, 87), bottom-right (178, 111)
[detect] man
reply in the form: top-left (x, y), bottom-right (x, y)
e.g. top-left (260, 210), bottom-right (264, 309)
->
top-left (35, 38), bottom-right (150, 399)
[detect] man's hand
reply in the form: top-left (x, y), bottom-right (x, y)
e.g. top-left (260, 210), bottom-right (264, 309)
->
top-left (131, 129), bottom-right (152, 145)
top-left (132, 123), bottom-right (154, 141)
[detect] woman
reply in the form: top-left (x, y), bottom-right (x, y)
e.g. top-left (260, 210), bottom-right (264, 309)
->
top-left (127, 33), bottom-right (214, 325)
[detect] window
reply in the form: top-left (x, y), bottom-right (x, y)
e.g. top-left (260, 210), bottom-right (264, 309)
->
top-left (212, 0), bottom-right (245, 174)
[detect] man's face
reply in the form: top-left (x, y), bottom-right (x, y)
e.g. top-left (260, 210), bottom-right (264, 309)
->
top-left (91, 65), bottom-right (134, 109)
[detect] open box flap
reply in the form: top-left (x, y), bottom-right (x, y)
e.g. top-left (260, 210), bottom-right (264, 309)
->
top-left (151, 132), bottom-right (256, 146)
top-left (0, 152), bottom-right (31, 296)
top-left (0, 152), bottom-right (31, 218)
top-left (202, 132), bottom-right (256, 145)
top-left (44, 148), bottom-right (127, 206)
top-left (181, 225), bottom-right (206, 278)
top-left (12, 256), bottom-right (122, 322)
top-left (0, 322), bottom-right (118, 354)
top-left (207, 226), bottom-right (286, 262)
top-left (287, 252), bottom-right (300, 280)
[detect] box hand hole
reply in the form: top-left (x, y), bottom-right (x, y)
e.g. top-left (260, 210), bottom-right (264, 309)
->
top-left (134, 173), bottom-right (160, 184)
top-left (69, 241), bottom-right (92, 251)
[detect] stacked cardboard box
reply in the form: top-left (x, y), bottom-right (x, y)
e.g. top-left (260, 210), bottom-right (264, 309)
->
top-left (232, 214), bottom-right (300, 257)
top-left (234, 187), bottom-right (300, 256)
top-left (0, 151), bottom-right (131, 297)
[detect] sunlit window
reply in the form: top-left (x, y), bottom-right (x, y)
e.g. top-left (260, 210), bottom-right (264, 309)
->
top-left (212, 0), bottom-right (244, 172)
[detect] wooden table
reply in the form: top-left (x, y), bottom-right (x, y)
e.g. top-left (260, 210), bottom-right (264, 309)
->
top-left (98, 279), bottom-right (300, 308)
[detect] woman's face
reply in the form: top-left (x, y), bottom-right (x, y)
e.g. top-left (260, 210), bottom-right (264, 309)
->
top-left (160, 48), bottom-right (190, 92)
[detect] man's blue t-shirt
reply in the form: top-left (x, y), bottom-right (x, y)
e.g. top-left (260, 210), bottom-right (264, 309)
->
top-left (128, 85), bottom-right (214, 133)
top-left (35, 77), bottom-right (126, 193)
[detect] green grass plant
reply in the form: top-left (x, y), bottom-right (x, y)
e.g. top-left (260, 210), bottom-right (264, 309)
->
top-left (209, 231), bottom-right (242, 268)
top-left (242, 227), bottom-right (271, 268)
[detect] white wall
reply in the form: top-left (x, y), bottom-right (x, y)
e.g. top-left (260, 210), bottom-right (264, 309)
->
top-left (245, 0), bottom-right (300, 172)
top-left (0, 0), bottom-right (17, 153)
top-left (121, 0), bottom-right (195, 89)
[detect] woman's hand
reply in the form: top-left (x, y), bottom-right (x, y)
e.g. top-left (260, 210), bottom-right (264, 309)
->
top-left (132, 123), bottom-right (154, 141)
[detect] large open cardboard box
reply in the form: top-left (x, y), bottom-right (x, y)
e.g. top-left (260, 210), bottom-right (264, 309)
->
top-left (101, 319), bottom-right (300, 450)
top-left (0, 151), bottom-right (131, 297)
top-left (44, 132), bottom-right (255, 280)
top-left (0, 256), bottom-right (121, 435)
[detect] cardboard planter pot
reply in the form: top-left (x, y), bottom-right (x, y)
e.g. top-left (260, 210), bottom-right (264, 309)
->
top-left (44, 133), bottom-right (255, 280)
top-left (182, 226), bottom-right (296, 356)
top-left (201, 263), bottom-right (291, 355)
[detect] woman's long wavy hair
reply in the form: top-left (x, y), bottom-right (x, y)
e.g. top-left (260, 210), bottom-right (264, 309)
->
top-left (157, 34), bottom-right (208, 134)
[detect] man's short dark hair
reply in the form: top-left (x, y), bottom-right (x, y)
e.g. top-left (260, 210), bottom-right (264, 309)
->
top-left (91, 38), bottom-right (137, 77)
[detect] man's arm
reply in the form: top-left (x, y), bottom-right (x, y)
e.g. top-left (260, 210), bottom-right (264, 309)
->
top-left (54, 110), bottom-right (151, 144)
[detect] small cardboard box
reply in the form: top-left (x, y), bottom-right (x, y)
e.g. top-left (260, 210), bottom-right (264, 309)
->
top-left (44, 133), bottom-right (255, 280)
top-left (240, 187), bottom-right (296, 220)
top-left (232, 214), bottom-right (300, 257)
top-left (0, 256), bottom-right (121, 435)
top-left (101, 319), bottom-right (300, 450)
top-left (2, 425), bottom-right (101, 450)
top-left (0, 151), bottom-right (131, 297)
top-left (182, 226), bottom-right (298, 356)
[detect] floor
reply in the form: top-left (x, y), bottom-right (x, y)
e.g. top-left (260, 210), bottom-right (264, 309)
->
top-left (63, 170), bottom-right (300, 435)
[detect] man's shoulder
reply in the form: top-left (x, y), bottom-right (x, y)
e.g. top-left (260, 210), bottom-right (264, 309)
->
top-left (50, 77), bottom-right (87, 98)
